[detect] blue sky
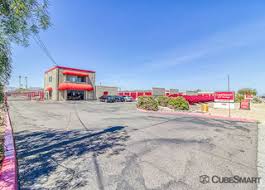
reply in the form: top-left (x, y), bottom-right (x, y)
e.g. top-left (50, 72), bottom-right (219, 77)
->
top-left (10, 1), bottom-right (265, 94)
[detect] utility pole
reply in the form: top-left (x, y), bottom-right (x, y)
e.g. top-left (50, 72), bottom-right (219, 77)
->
top-left (25, 76), bottom-right (28, 89)
top-left (19, 75), bottom-right (22, 89)
top-left (228, 75), bottom-right (231, 117)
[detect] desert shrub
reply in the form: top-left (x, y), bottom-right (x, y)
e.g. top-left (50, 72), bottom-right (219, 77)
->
top-left (235, 93), bottom-right (244, 103)
top-left (167, 97), bottom-right (189, 110)
top-left (137, 96), bottom-right (158, 111)
top-left (156, 96), bottom-right (170, 107)
top-left (252, 96), bottom-right (263, 104)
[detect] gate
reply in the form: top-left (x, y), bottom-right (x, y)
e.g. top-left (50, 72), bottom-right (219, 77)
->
top-left (7, 91), bottom-right (45, 101)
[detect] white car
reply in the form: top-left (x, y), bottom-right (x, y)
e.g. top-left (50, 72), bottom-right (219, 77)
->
top-left (123, 96), bottom-right (133, 102)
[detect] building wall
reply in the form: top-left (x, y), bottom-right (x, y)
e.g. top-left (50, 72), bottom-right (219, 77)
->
top-left (44, 68), bottom-right (59, 100)
top-left (169, 89), bottom-right (179, 94)
top-left (118, 90), bottom-right (152, 100)
top-left (95, 86), bottom-right (118, 99)
top-left (57, 68), bottom-right (96, 100)
top-left (152, 87), bottom-right (166, 97)
top-left (185, 91), bottom-right (198, 95)
top-left (87, 72), bottom-right (96, 99)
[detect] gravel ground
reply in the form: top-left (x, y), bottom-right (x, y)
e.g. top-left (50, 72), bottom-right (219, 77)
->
top-left (207, 103), bottom-right (265, 190)
top-left (8, 99), bottom-right (258, 190)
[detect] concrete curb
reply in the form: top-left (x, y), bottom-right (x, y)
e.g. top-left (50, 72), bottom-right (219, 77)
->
top-left (0, 110), bottom-right (18, 190)
top-left (137, 108), bottom-right (257, 123)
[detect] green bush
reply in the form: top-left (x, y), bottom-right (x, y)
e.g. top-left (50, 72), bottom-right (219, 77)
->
top-left (167, 97), bottom-right (189, 110)
top-left (235, 93), bottom-right (244, 103)
top-left (156, 96), bottom-right (170, 107)
top-left (252, 96), bottom-right (263, 104)
top-left (137, 96), bottom-right (158, 111)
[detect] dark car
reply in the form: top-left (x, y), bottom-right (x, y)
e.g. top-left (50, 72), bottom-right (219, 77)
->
top-left (114, 96), bottom-right (125, 102)
top-left (106, 95), bottom-right (116, 103)
top-left (99, 95), bottom-right (108, 102)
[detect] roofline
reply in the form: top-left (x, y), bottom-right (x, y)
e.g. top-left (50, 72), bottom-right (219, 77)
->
top-left (45, 66), bottom-right (96, 73)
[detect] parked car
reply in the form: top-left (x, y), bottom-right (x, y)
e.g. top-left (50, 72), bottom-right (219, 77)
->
top-left (114, 96), bottom-right (125, 102)
top-left (99, 95), bottom-right (108, 102)
top-left (123, 96), bottom-right (133, 102)
top-left (106, 95), bottom-right (116, 103)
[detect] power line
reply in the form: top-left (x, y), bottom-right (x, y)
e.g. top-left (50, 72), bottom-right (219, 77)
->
top-left (33, 34), bottom-right (57, 65)
top-left (33, 33), bottom-right (58, 66)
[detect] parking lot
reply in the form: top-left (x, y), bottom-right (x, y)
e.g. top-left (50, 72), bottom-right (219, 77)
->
top-left (9, 99), bottom-right (258, 190)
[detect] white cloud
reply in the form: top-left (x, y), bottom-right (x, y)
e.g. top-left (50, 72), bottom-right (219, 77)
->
top-left (144, 18), bottom-right (265, 69)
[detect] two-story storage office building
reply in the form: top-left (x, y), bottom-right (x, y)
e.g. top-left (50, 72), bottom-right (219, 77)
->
top-left (44, 66), bottom-right (96, 101)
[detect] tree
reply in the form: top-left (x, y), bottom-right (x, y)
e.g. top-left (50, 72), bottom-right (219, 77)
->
top-left (0, 0), bottom-right (50, 45)
top-left (237, 88), bottom-right (257, 96)
top-left (0, 0), bottom-right (50, 100)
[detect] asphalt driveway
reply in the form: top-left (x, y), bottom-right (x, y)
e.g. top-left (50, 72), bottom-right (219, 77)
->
top-left (8, 100), bottom-right (258, 190)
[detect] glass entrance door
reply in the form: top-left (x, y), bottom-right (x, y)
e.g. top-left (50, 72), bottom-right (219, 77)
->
top-left (67, 90), bottom-right (85, 100)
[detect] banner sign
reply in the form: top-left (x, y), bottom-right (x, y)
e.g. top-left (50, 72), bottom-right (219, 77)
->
top-left (214, 92), bottom-right (235, 102)
top-left (214, 102), bottom-right (235, 109)
top-left (240, 100), bottom-right (250, 110)
top-left (245, 94), bottom-right (253, 100)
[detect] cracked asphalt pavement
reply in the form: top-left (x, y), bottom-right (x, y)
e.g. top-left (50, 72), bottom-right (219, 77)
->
top-left (8, 99), bottom-right (258, 190)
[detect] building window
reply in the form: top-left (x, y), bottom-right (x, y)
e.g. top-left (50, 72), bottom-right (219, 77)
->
top-left (49, 76), bottom-right (52, 82)
top-left (66, 76), bottom-right (86, 83)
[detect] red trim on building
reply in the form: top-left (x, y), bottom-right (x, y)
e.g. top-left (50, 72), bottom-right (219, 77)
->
top-left (62, 70), bottom-right (89, 77)
top-left (118, 91), bottom-right (152, 99)
top-left (131, 92), bottom-right (137, 99)
top-left (45, 66), bottom-right (95, 74)
top-left (46, 86), bottom-right (52, 91)
top-left (58, 83), bottom-right (93, 91)
top-left (144, 92), bottom-right (152, 96)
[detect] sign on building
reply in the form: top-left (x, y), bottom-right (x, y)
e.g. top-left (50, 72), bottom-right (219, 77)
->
top-left (244, 94), bottom-right (254, 100)
top-left (214, 92), bottom-right (235, 102)
top-left (214, 91), bottom-right (235, 109)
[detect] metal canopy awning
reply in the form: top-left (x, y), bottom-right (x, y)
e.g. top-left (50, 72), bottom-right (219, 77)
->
top-left (62, 70), bottom-right (89, 77)
top-left (58, 83), bottom-right (93, 91)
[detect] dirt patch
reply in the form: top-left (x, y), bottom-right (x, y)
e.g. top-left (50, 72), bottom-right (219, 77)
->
top-left (207, 103), bottom-right (265, 123)
top-left (159, 103), bottom-right (265, 123)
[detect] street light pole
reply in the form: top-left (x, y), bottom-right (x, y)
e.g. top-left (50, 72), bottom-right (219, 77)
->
top-left (25, 76), bottom-right (28, 89)
top-left (19, 75), bottom-right (22, 89)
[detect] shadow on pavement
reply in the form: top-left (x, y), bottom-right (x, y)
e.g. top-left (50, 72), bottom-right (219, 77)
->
top-left (15, 126), bottom-right (129, 189)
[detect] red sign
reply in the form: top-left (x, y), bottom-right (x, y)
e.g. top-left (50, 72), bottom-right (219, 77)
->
top-left (214, 92), bottom-right (235, 102)
top-left (245, 94), bottom-right (253, 100)
top-left (240, 100), bottom-right (250, 110)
